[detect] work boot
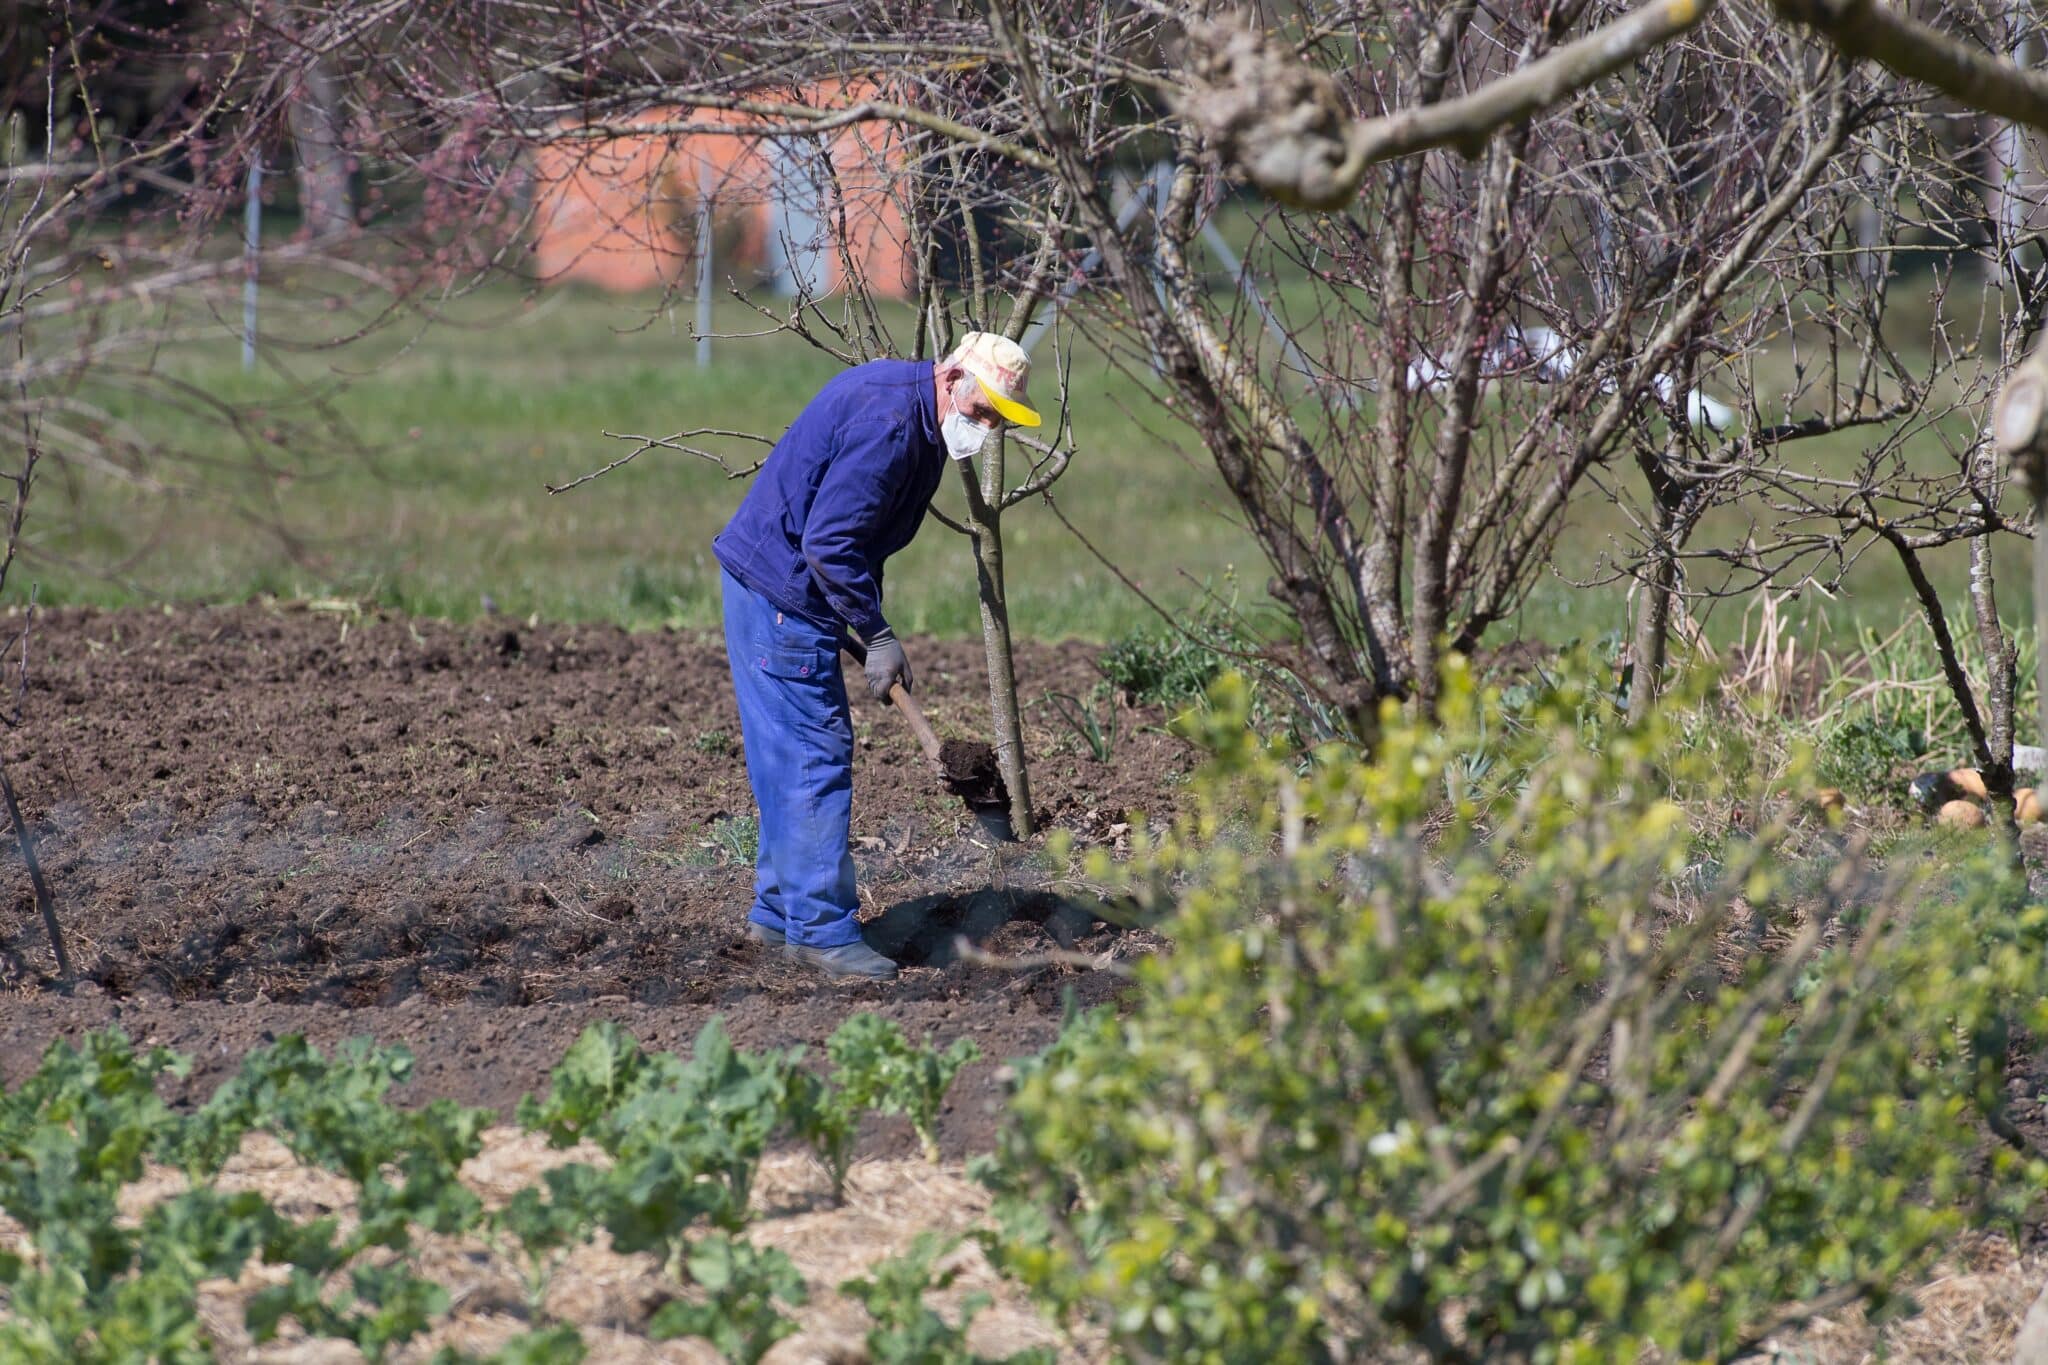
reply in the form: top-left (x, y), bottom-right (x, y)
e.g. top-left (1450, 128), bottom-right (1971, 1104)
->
top-left (744, 922), bottom-right (786, 947)
top-left (785, 940), bottom-right (899, 981)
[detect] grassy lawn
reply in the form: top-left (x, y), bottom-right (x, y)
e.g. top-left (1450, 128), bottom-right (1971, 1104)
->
top-left (30, 280), bottom-right (1258, 642)
top-left (19, 260), bottom-right (2023, 659)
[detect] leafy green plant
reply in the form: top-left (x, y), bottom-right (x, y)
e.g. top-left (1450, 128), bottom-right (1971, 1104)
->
top-left (1816, 710), bottom-right (1928, 800)
top-left (0, 1032), bottom-right (282, 1364)
top-left (985, 663), bottom-right (2048, 1363)
top-left (0, 1015), bottom-right (996, 1362)
top-left (521, 1018), bottom-right (796, 1276)
top-left (783, 1067), bottom-right (863, 1206)
top-left (1098, 620), bottom-right (1229, 708)
top-left (191, 1036), bottom-right (489, 1249)
top-left (490, 1162), bottom-right (611, 1310)
top-left (197, 1037), bottom-right (489, 1360)
top-left (515, 1020), bottom-right (664, 1147)
top-left (827, 1015), bottom-right (978, 1163)
top-left (0, 1032), bottom-right (488, 1365)
top-left (247, 1259), bottom-right (452, 1364)
top-left (648, 1233), bottom-right (807, 1363)
top-left (431, 1323), bottom-right (589, 1364)
top-left (708, 814), bottom-right (760, 864)
top-left (602, 1018), bottom-right (794, 1242)
top-left (841, 1231), bottom-right (1052, 1365)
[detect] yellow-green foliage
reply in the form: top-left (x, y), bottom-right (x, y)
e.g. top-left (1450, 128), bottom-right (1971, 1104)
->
top-left (985, 660), bottom-right (2048, 1363)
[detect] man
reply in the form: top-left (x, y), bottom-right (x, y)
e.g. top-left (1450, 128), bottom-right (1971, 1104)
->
top-left (712, 333), bottom-right (1040, 980)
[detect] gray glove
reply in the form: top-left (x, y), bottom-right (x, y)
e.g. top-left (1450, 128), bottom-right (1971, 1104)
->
top-left (862, 628), bottom-right (912, 702)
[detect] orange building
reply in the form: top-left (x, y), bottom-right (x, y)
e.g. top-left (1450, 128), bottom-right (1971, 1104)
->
top-left (528, 83), bottom-right (914, 297)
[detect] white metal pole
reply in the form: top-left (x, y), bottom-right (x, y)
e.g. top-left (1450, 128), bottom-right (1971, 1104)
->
top-left (1019, 166), bottom-right (1157, 357)
top-left (695, 163), bottom-right (714, 369)
top-left (242, 159), bottom-right (262, 372)
top-left (1197, 218), bottom-right (1318, 383)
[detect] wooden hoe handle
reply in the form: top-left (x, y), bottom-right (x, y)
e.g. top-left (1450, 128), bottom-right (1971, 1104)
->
top-left (888, 683), bottom-right (944, 765)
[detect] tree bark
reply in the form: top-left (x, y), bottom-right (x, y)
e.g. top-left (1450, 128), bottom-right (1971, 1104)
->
top-left (1410, 134), bottom-right (1524, 714)
top-left (965, 443), bottom-right (1035, 838)
top-left (1967, 482), bottom-right (2018, 811)
top-left (288, 57), bottom-right (353, 239)
top-left (1627, 528), bottom-right (1676, 725)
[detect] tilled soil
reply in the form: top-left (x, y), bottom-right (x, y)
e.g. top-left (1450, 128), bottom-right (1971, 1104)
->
top-left (0, 604), bottom-right (1184, 1149)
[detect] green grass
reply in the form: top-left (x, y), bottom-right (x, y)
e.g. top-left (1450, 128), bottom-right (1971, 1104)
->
top-left (16, 262), bottom-right (2024, 656)
top-left (26, 280), bottom-right (1253, 642)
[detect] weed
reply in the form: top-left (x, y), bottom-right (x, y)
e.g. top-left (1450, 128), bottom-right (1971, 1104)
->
top-left (705, 815), bottom-right (759, 865)
top-left (1816, 711), bottom-right (1929, 800)
top-left (1099, 621), bottom-right (1228, 707)
top-left (693, 728), bottom-right (735, 757)
top-left (1044, 684), bottom-right (1118, 762)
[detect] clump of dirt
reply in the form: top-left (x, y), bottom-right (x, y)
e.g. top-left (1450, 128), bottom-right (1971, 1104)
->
top-left (939, 738), bottom-right (1007, 809)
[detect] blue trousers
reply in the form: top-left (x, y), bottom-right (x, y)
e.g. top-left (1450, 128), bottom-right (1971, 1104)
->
top-left (720, 569), bottom-right (862, 948)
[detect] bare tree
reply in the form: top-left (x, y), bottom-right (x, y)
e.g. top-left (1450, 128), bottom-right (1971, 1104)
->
top-left (956, 1), bottom-right (1892, 724)
top-left (295, 0), bottom-right (2048, 743)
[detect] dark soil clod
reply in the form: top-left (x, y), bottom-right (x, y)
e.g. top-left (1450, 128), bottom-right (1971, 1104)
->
top-left (937, 738), bottom-right (1008, 810)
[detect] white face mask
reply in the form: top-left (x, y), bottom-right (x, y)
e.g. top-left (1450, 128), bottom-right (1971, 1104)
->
top-left (941, 379), bottom-right (992, 460)
top-left (941, 410), bottom-right (991, 461)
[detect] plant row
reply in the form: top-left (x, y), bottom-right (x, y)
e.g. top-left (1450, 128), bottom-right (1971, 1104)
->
top-left (0, 1011), bottom-right (1039, 1364)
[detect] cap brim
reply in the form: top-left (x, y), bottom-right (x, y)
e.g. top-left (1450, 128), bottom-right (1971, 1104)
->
top-left (975, 377), bottom-right (1042, 429)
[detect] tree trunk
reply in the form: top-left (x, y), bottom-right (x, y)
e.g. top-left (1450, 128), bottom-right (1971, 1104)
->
top-left (1967, 484), bottom-right (2018, 810)
top-left (1627, 531), bottom-right (1676, 725)
top-left (288, 58), bottom-right (353, 239)
top-left (965, 435), bottom-right (1035, 838)
top-left (2037, 478), bottom-right (2048, 758)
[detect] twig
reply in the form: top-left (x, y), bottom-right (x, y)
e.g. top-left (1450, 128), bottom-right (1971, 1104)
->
top-left (0, 760), bottom-right (69, 980)
top-left (952, 937), bottom-right (1132, 977)
top-left (547, 428), bottom-right (773, 494)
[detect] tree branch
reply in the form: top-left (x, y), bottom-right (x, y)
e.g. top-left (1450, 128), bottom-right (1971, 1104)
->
top-left (1777, 0), bottom-right (2048, 132)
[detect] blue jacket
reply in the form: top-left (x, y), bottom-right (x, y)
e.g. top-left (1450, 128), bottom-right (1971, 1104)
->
top-left (713, 358), bottom-right (943, 642)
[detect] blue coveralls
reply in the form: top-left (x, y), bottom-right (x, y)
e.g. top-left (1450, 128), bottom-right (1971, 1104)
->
top-left (711, 359), bottom-right (945, 947)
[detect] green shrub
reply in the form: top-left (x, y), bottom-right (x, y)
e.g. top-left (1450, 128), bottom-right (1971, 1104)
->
top-left (985, 663), bottom-right (2048, 1363)
top-left (1098, 614), bottom-right (1236, 708)
top-left (1816, 711), bottom-right (1928, 801)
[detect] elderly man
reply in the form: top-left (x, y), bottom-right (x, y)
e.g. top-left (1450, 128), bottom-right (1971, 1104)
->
top-left (711, 333), bottom-right (1040, 980)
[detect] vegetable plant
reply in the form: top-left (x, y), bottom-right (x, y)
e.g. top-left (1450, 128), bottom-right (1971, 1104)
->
top-left (840, 1231), bottom-right (1052, 1365)
top-left (0, 1011), bottom-right (987, 1361)
top-left (647, 1233), bottom-right (807, 1363)
top-left (828, 1015), bottom-right (978, 1163)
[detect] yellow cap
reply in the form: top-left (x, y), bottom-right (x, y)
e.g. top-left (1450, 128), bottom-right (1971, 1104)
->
top-left (953, 331), bottom-right (1041, 428)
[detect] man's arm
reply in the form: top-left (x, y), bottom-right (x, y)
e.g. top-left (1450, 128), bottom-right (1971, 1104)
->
top-left (800, 416), bottom-right (906, 644)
